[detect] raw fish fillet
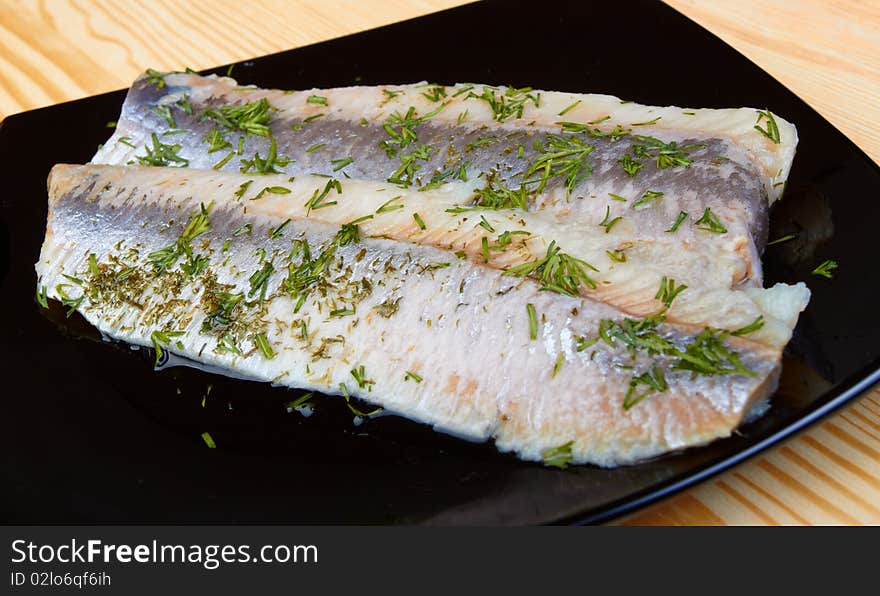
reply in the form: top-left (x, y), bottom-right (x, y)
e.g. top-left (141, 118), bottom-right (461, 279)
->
top-left (93, 73), bottom-right (798, 294)
top-left (36, 163), bottom-right (809, 466)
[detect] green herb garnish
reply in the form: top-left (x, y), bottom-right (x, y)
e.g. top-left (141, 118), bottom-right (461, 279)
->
top-left (150, 330), bottom-right (184, 366)
top-left (655, 276), bottom-right (687, 308)
top-left (731, 315), bottom-right (765, 336)
top-left (268, 219), bottom-right (291, 239)
top-left (619, 153), bottom-right (643, 177)
top-left (338, 383), bottom-right (383, 417)
top-left (201, 432), bottom-right (216, 449)
top-left (630, 135), bottom-right (704, 170)
top-left (624, 365), bottom-right (668, 409)
top-left (137, 133), bottom-right (188, 167)
top-left (606, 249), bottom-right (627, 263)
top-left (767, 234), bottom-right (796, 246)
top-left (151, 104), bottom-right (176, 128)
top-left (421, 84), bottom-right (447, 102)
top-left (542, 441), bottom-right (574, 469)
top-left (754, 109), bottom-right (780, 143)
top-left (202, 291), bottom-right (244, 331)
top-left (466, 85), bottom-right (540, 122)
top-left (505, 241), bottom-right (599, 295)
top-left (666, 211), bottom-right (687, 233)
top-left (694, 207), bottom-right (727, 234)
top-left (304, 178), bottom-right (342, 214)
top-left (145, 69), bottom-right (168, 88)
top-left (478, 215), bottom-right (495, 233)
top-left (254, 333), bottom-right (276, 359)
top-left (552, 352), bottom-right (565, 378)
top-left (632, 190), bottom-right (664, 210)
top-left (202, 98), bottom-right (273, 136)
top-left (239, 137), bottom-right (292, 174)
top-left (35, 285), bottom-right (49, 308)
top-left (379, 105), bottom-right (444, 157)
top-left (599, 206), bottom-right (622, 233)
top-left (631, 116), bottom-right (661, 126)
top-left (205, 128), bottom-right (232, 153)
top-left (524, 134), bottom-right (595, 195)
top-left (148, 202), bottom-right (212, 273)
top-left (557, 100), bottom-right (581, 116)
top-left (248, 261), bottom-right (275, 302)
top-left (526, 303), bottom-right (539, 340)
top-left (331, 157), bottom-right (354, 171)
top-left (466, 179), bottom-right (529, 211)
top-left (351, 365), bottom-right (375, 390)
top-left (376, 195), bottom-right (404, 213)
top-left (811, 259), bottom-right (838, 279)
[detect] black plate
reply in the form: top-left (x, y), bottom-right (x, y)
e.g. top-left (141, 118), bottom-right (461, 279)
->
top-left (2, 0), bottom-right (879, 525)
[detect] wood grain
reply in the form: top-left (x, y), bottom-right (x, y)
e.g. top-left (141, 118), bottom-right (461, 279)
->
top-left (2, 0), bottom-right (878, 525)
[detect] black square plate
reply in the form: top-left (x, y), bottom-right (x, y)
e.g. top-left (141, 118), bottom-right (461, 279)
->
top-left (2, 0), bottom-right (879, 525)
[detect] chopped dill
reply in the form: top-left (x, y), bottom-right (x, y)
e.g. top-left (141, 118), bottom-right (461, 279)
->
top-left (376, 195), bottom-right (404, 213)
top-left (526, 303), bottom-right (539, 340)
top-left (201, 98), bottom-right (273, 136)
top-left (731, 315), bottom-right (765, 336)
top-left (754, 109), bottom-right (781, 143)
top-left (351, 365), bottom-right (375, 390)
top-left (247, 261), bottom-right (275, 302)
top-left (504, 241), bottom-right (599, 295)
top-left (542, 441), bottom-right (574, 469)
top-left (137, 133), bottom-right (188, 167)
top-left (557, 99), bottom-right (581, 116)
top-left (654, 276), bottom-right (687, 308)
top-left (466, 85), bottom-right (540, 122)
top-left (694, 207), bottom-right (727, 234)
top-left (239, 137), bottom-right (292, 174)
top-left (811, 259), bottom-right (838, 279)
top-left (599, 206), bottom-right (622, 233)
top-left (331, 157), bottom-right (354, 171)
top-left (767, 234), bottom-right (796, 246)
top-left (254, 333), bottom-right (276, 359)
top-left (304, 178), bottom-right (342, 214)
top-left (632, 190), bottom-right (664, 210)
top-left (665, 211), bottom-right (688, 233)
top-left (150, 330), bottom-right (184, 366)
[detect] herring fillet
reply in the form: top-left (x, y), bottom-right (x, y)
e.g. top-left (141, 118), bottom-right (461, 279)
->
top-left (93, 73), bottom-right (798, 288)
top-left (37, 163), bottom-right (788, 466)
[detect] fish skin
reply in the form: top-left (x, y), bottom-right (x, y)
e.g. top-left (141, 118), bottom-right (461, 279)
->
top-left (36, 163), bottom-right (787, 466)
top-left (93, 73), bottom-right (795, 284)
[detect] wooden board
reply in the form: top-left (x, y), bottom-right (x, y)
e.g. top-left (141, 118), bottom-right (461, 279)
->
top-left (1, 0), bottom-right (878, 525)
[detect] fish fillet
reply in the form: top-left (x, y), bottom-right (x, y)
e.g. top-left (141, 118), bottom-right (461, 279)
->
top-left (93, 73), bottom-right (798, 293)
top-left (36, 163), bottom-right (807, 466)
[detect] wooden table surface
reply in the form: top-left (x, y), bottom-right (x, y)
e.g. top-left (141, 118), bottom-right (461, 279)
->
top-left (2, 0), bottom-right (878, 525)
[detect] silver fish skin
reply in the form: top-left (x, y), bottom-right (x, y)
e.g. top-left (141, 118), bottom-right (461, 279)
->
top-left (93, 73), bottom-right (798, 286)
top-left (36, 163), bottom-right (792, 466)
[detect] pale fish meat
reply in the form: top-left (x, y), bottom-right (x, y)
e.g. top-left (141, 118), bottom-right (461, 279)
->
top-left (36, 163), bottom-right (808, 466)
top-left (93, 72), bottom-right (798, 295)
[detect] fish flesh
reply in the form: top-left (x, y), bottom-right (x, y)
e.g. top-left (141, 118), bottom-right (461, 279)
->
top-left (36, 162), bottom-right (807, 466)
